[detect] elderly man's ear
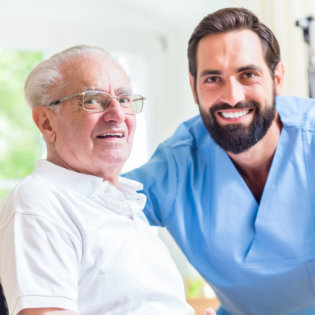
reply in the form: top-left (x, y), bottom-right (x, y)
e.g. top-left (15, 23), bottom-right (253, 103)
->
top-left (32, 106), bottom-right (56, 143)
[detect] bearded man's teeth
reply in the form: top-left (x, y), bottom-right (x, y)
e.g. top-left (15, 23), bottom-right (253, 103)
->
top-left (221, 109), bottom-right (250, 119)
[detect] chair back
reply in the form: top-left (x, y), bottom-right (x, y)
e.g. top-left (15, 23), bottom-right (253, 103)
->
top-left (0, 283), bottom-right (8, 315)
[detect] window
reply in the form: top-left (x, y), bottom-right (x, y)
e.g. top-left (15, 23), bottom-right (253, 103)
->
top-left (115, 53), bottom-right (148, 173)
top-left (0, 49), bottom-right (43, 200)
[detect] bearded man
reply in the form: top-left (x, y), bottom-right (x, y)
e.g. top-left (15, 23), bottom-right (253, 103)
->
top-left (125, 7), bottom-right (315, 315)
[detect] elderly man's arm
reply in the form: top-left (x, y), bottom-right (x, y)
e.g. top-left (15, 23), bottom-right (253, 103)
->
top-left (0, 213), bottom-right (80, 314)
top-left (19, 308), bottom-right (77, 315)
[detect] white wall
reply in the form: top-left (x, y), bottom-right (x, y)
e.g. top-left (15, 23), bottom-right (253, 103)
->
top-left (237, 0), bottom-right (310, 98)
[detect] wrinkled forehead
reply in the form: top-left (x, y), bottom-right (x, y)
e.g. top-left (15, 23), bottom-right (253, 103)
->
top-left (61, 54), bottom-right (130, 94)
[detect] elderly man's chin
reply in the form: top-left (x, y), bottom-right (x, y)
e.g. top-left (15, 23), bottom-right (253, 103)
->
top-left (59, 146), bottom-right (131, 179)
top-left (102, 151), bottom-right (130, 167)
top-left (94, 137), bottom-right (131, 159)
top-left (99, 145), bottom-right (131, 167)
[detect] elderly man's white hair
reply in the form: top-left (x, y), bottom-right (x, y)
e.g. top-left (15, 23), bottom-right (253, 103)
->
top-left (24, 45), bottom-right (125, 109)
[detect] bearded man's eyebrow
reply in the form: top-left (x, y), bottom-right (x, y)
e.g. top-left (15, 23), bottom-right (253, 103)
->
top-left (199, 70), bottom-right (222, 78)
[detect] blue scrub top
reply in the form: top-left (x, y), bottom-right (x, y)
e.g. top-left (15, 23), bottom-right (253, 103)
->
top-left (125, 96), bottom-right (315, 315)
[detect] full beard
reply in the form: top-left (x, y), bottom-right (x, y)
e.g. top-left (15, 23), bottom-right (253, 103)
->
top-left (199, 97), bottom-right (276, 154)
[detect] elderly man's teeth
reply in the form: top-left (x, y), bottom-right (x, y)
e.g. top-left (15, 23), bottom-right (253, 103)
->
top-left (107, 133), bottom-right (123, 137)
top-left (221, 109), bottom-right (250, 119)
top-left (98, 133), bottom-right (123, 138)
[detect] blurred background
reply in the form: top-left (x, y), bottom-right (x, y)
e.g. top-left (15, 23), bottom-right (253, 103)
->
top-left (1, 0), bottom-right (315, 312)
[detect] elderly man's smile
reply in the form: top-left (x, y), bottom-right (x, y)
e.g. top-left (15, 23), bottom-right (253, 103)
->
top-left (97, 132), bottom-right (124, 139)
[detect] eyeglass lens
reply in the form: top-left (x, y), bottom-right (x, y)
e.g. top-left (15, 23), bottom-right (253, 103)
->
top-left (82, 91), bottom-right (143, 114)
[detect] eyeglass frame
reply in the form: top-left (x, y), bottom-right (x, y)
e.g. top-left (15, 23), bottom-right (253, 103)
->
top-left (48, 90), bottom-right (145, 114)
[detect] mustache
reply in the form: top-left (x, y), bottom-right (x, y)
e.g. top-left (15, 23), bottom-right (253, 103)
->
top-left (210, 101), bottom-right (259, 113)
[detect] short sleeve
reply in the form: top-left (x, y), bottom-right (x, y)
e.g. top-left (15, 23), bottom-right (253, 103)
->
top-left (0, 212), bottom-right (81, 314)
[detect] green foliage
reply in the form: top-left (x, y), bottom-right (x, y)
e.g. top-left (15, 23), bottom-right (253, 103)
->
top-left (0, 49), bottom-right (43, 200)
top-left (0, 189), bottom-right (9, 201)
top-left (185, 277), bottom-right (204, 299)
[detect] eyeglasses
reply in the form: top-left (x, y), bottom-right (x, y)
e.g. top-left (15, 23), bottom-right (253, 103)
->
top-left (49, 90), bottom-right (145, 114)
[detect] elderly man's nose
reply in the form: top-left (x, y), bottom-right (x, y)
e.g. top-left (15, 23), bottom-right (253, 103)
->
top-left (102, 98), bottom-right (125, 122)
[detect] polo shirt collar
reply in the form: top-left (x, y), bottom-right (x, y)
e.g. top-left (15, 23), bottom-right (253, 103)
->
top-left (34, 159), bottom-right (144, 204)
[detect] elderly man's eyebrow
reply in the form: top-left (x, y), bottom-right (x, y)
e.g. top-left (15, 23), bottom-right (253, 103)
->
top-left (79, 87), bottom-right (133, 95)
top-left (115, 87), bottom-right (133, 95)
top-left (80, 86), bottom-right (101, 92)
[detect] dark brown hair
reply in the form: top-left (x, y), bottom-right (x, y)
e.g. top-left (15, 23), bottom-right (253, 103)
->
top-left (188, 7), bottom-right (281, 79)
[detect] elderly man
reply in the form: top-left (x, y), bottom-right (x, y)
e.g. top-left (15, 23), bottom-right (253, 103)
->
top-left (125, 7), bottom-right (315, 315)
top-left (0, 45), bottom-right (194, 315)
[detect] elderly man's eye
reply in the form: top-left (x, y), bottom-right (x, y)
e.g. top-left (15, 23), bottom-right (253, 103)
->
top-left (85, 97), bottom-right (98, 104)
top-left (83, 97), bottom-right (102, 109)
top-left (119, 96), bottom-right (132, 104)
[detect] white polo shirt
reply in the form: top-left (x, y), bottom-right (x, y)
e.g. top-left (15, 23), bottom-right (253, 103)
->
top-left (0, 160), bottom-right (194, 315)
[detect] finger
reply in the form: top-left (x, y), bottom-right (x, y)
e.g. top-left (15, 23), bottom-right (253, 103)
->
top-left (204, 308), bottom-right (216, 315)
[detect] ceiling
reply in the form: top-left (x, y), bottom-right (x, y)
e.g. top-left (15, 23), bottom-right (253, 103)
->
top-left (110, 0), bottom-right (233, 27)
top-left (0, 0), bottom-right (235, 33)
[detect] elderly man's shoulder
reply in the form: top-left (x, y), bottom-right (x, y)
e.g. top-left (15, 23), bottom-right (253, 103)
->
top-left (0, 169), bottom-right (64, 223)
top-left (0, 168), bottom-right (83, 239)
